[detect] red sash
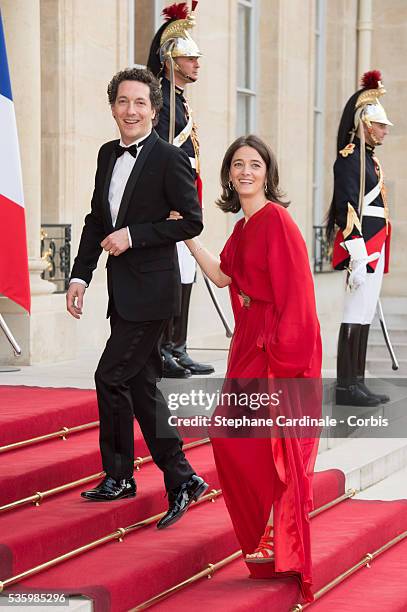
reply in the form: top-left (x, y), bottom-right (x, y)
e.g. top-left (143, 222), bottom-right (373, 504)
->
top-left (195, 174), bottom-right (203, 208)
top-left (332, 223), bottom-right (391, 273)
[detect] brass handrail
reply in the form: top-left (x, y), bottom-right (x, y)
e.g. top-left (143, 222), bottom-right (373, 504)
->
top-left (130, 551), bottom-right (242, 611)
top-left (130, 489), bottom-right (357, 610)
top-left (0, 488), bottom-right (222, 593)
top-left (308, 488), bottom-right (356, 519)
top-left (290, 530), bottom-right (407, 611)
top-left (0, 438), bottom-right (210, 514)
top-left (0, 421), bottom-right (99, 454)
top-left (0, 487), bottom-right (356, 599)
top-left (308, 489), bottom-right (357, 518)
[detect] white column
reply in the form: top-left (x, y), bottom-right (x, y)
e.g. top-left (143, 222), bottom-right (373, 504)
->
top-left (357, 0), bottom-right (373, 81)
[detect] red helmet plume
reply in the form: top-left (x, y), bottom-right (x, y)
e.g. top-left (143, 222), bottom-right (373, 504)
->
top-left (162, 3), bottom-right (189, 21)
top-left (361, 70), bottom-right (382, 90)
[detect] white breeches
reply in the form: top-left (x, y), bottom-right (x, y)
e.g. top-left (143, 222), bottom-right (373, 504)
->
top-left (342, 246), bottom-right (385, 325)
top-left (177, 241), bottom-right (196, 284)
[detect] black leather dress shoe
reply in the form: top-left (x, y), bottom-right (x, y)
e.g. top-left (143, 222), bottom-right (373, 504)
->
top-left (157, 474), bottom-right (209, 529)
top-left (336, 384), bottom-right (380, 407)
top-left (174, 352), bottom-right (215, 375)
top-left (162, 350), bottom-right (192, 379)
top-left (81, 476), bottom-right (136, 501)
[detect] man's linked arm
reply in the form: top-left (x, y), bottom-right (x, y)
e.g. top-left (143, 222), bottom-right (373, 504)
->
top-left (128, 148), bottom-right (203, 248)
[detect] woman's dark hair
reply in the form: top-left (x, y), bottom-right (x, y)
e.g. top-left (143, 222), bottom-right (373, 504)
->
top-left (216, 135), bottom-right (289, 213)
top-left (107, 68), bottom-right (163, 126)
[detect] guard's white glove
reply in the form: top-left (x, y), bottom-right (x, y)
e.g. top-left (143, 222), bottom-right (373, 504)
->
top-left (348, 252), bottom-right (381, 291)
top-left (348, 258), bottom-right (366, 290)
top-left (341, 237), bottom-right (380, 292)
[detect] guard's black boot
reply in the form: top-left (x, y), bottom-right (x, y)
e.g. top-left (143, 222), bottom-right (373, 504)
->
top-left (172, 283), bottom-right (214, 375)
top-left (174, 349), bottom-right (215, 375)
top-left (336, 323), bottom-right (380, 407)
top-left (161, 345), bottom-right (192, 379)
top-left (356, 324), bottom-right (390, 403)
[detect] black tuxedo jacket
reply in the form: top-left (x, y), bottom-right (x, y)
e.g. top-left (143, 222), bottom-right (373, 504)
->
top-left (70, 130), bottom-right (203, 321)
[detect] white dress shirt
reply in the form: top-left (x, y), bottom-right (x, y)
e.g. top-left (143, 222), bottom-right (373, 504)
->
top-left (71, 131), bottom-right (151, 287)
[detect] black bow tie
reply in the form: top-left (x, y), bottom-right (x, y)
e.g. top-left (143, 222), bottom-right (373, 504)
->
top-left (116, 143), bottom-right (139, 158)
top-left (115, 135), bottom-right (150, 159)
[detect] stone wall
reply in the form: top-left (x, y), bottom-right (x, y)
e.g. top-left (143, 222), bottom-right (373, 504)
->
top-left (0, 1), bottom-right (405, 368)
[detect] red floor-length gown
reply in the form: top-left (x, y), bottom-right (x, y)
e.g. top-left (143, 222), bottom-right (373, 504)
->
top-left (211, 201), bottom-right (322, 602)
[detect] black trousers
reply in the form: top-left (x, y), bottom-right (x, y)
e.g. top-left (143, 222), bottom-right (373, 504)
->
top-left (94, 306), bottom-right (194, 489)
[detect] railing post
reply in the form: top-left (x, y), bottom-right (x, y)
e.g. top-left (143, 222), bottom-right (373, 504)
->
top-left (313, 225), bottom-right (333, 274)
top-left (40, 224), bottom-right (72, 292)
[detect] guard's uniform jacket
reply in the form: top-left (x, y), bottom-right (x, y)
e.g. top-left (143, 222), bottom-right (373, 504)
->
top-left (156, 77), bottom-right (201, 284)
top-left (156, 77), bottom-right (202, 203)
top-left (156, 78), bottom-right (195, 157)
top-left (332, 138), bottom-right (391, 273)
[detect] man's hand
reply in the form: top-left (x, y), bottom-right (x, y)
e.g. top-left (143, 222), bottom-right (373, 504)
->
top-left (101, 228), bottom-right (130, 256)
top-left (66, 283), bottom-right (86, 319)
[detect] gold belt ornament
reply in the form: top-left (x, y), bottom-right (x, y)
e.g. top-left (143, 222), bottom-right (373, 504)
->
top-left (240, 291), bottom-right (251, 308)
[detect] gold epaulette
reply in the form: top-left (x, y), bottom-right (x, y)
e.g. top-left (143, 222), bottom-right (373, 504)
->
top-left (343, 203), bottom-right (362, 239)
top-left (339, 143), bottom-right (356, 158)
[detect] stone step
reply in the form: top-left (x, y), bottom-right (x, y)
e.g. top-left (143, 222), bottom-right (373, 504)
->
top-left (367, 358), bottom-right (407, 376)
top-left (368, 343), bottom-right (407, 360)
top-left (315, 436), bottom-right (407, 492)
top-left (371, 313), bottom-right (407, 327)
top-left (356, 465), bottom-right (407, 500)
top-left (369, 327), bottom-right (407, 344)
top-left (379, 296), bottom-right (407, 314)
top-left (318, 378), bottom-right (406, 450)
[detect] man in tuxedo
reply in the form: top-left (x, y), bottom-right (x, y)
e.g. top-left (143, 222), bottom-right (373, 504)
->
top-left (66, 67), bottom-right (208, 529)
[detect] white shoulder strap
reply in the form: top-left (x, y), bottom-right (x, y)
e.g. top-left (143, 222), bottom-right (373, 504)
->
top-left (173, 113), bottom-right (193, 148)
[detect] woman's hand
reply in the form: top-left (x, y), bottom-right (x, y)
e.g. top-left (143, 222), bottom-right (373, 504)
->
top-left (167, 210), bottom-right (183, 220)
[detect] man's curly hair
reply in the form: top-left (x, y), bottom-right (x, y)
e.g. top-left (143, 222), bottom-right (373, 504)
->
top-left (107, 68), bottom-right (162, 125)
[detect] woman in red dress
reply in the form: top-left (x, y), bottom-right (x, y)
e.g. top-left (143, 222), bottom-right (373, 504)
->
top-left (172, 135), bottom-right (322, 602)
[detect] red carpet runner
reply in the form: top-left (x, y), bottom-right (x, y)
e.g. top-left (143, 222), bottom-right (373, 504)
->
top-left (0, 386), bottom-right (406, 611)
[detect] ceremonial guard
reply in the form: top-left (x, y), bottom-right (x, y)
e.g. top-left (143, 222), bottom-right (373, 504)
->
top-left (327, 71), bottom-right (393, 406)
top-left (147, 1), bottom-right (214, 378)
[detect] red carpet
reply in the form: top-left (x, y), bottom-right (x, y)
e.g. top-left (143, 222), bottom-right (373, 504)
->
top-left (0, 386), bottom-right (98, 447)
top-left (0, 443), bottom-right (220, 579)
top-left (310, 537), bottom-right (407, 611)
top-left (153, 499), bottom-right (407, 611)
top-left (0, 386), bottom-right (406, 611)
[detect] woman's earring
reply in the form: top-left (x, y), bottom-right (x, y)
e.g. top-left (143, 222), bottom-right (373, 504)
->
top-left (228, 181), bottom-right (234, 191)
top-left (264, 182), bottom-right (268, 193)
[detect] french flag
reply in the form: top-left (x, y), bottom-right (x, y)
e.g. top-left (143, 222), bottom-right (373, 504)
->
top-left (0, 11), bottom-right (30, 312)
